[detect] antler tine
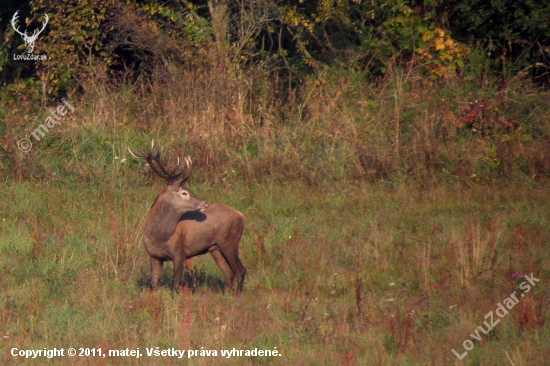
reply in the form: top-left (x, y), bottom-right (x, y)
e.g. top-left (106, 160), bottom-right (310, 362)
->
top-left (150, 140), bottom-right (193, 182)
top-left (148, 140), bottom-right (173, 178)
top-left (173, 156), bottom-right (193, 183)
top-left (128, 142), bottom-right (169, 179)
top-left (127, 147), bottom-right (147, 159)
top-left (30, 13), bottom-right (48, 38)
top-left (185, 156), bottom-right (194, 181)
top-left (146, 139), bottom-right (162, 159)
top-left (129, 141), bottom-right (193, 182)
top-left (11, 11), bottom-right (26, 37)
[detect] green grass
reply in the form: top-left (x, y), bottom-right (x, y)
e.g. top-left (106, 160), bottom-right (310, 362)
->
top-left (1, 61), bottom-right (550, 364)
top-left (1, 173), bottom-right (548, 365)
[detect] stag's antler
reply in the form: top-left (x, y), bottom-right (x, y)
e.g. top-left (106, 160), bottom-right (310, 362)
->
top-left (128, 140), bottom-right (193, 183)
top-left (11, 11), bottom-right (48, 40)
top-left (11, 11), bottom-right (27, 38)
top-left (11, 11), bottom-right (49, 54)
top-left (31, 13), bottom-right (49, 40)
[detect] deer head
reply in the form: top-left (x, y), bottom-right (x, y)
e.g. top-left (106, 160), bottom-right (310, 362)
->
top-left (11, 11), bottom-right (49, 54)
top-left (128, 140), bottom-right (208, 214)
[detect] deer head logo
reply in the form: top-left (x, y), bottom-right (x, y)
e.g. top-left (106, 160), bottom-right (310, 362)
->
top-left (11, 11), bottom-right (49, 54)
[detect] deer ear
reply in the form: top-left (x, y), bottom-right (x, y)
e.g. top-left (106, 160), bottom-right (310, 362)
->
top-left (179, 178), bottom-right (189, 186)
top-left (168, 179), bottom-right (182, 189)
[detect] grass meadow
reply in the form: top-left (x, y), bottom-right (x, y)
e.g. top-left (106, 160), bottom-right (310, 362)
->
top-left (1, 67), bottom-right (550, 365)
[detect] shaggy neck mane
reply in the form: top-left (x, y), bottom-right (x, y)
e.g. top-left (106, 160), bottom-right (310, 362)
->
top-left (143, 195), bottom-right (182, 242)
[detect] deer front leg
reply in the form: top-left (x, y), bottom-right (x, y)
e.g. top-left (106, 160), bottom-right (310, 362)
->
top-left (150, 257), bottom-right (164, 290)
top-left (173, 255), bottom-right (186, 291)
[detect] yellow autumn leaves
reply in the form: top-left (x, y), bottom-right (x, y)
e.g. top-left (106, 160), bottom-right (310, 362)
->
top-left (418, 28), bottom-right (470, 78)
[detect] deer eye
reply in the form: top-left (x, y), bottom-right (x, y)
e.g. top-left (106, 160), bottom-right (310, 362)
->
top-left (181, 190), bottom-right (188, 196)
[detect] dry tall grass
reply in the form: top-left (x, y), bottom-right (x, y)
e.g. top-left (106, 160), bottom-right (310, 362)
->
top-left (1, 54), bottom-right (550, 365)
top-left (4, 59), bottom-right (549, 186)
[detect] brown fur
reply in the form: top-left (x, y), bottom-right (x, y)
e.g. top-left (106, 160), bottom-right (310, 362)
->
top-left (142, 181), bottom-right (246, 295)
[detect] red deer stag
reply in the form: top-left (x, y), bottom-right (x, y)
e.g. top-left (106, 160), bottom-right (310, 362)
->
top-left (129, 142), bottom-right (246, 295)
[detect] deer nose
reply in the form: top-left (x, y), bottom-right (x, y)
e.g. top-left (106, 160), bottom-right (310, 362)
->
top-left (204, 202), bottom-right (209, 208)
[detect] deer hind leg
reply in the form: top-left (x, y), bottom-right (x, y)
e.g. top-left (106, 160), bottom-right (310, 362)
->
top-left (237, 253), bottom-right (246, 294)
top-left (217, 244), bottom-right (246, 296)
top-left (150, 257), bottom-right (164, 290)
top-left (209, 247), bottom-right (235, 291)
top-left (184, 258), bottom-right (195, 272)
top-left (233, 225), bottom-right (247, 295)
top-left (234, 257), bottom-right (246, 295)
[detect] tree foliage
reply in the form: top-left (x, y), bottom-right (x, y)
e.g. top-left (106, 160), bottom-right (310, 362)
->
top-left (0, 0), bottom-right (548, 97)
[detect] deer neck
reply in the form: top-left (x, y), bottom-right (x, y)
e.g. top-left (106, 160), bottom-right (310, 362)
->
top-left (143, 196), bottom-right (184, 243)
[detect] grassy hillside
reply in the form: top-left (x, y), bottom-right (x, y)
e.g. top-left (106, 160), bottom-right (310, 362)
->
top-left (1, 65), bottom-right (550, 365)
top-left (2, 0), bottom-right (550, 363)
top-left (1, 177), bottom-right (549, 364)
